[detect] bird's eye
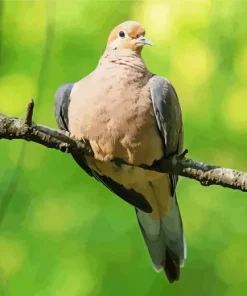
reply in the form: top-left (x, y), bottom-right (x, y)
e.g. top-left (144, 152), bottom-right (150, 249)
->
top-left (119, 31), bottom-right (125, 38)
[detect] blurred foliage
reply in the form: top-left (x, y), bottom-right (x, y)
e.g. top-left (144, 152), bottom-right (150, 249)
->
top-left (0, 0), bottom-right (247, 295)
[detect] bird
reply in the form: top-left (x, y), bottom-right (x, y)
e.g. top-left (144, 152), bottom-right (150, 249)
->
top-left (54, 20), bottom-right (186, 283)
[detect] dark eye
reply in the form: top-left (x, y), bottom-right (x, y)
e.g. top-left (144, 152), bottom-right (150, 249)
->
top-left (119, 31), bottom-right (125, 38)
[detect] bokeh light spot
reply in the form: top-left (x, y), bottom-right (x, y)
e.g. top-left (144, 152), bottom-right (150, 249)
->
top-left (0, 237), bottom-right (25, 277)
top-left (30, 197), bottom-right (79, 235)
top-left (216, 241), bottom-right (247, 284)
top-left (133, 2), bottom-right (172, 42)
top-left (223, 88), bottom-right (247, 131)
top-left (171, 40), bottom-right (215, 89)
top-left (0, 74), bottom-right (36, 116)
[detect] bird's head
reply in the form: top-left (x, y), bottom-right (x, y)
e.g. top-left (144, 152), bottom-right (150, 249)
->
top-left (106, 21), bottom-right (153, 54)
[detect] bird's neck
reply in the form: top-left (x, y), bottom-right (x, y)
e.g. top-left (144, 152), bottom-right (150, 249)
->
top-left (98, 49), bottom-right (149, 73)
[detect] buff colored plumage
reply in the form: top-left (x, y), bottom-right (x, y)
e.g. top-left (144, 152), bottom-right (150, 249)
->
top-left (54, 21), bottom-right (186, 283)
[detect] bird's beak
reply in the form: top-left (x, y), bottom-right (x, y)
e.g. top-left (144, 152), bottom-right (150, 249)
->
top-left (136, 36), bottom-right (153, 46)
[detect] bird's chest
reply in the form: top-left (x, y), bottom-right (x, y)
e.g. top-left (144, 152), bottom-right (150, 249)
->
top-left (69, 71), bottom-right (163, 165)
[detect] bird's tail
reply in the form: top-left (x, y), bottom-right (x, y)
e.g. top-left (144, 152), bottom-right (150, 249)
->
top-left (136, 191), bottom-right (186, 283)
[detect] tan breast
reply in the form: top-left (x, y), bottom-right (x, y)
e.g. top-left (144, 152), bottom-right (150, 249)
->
top-left (68, 64), bottom-right (163, 166)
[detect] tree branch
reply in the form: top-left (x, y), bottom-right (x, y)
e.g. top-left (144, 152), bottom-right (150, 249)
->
top-left (0, 100), bottom-right (93, 155)
top-left (1, 100), bottom-right (247, 192)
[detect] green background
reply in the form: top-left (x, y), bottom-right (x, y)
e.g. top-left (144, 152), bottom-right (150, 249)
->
top-left (0, 0), bottom-right (247, 295)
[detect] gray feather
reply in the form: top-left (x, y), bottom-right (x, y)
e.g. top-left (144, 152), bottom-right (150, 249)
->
top-left (54, 83), bottom-right (74, 131)
top-left (150, 76), bottom-right (183, 157)
top-left (136, 75), bottom-right (186, 281)
top-left (54, 83), bottom-right (93, 177)
top-left (136, 194), bottom-right (186, 270)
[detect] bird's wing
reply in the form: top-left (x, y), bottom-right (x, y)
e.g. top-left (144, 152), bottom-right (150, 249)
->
top-left (150, 75), bottom-right (184, 194)
top-left (135, 75), bottom-right (186, 283)
top-left (54, 83), bottom-right (73, 131)
top-left (54, 83), bottom-right (152, 213)
top-left (54, 83), bottom-right (93, 176)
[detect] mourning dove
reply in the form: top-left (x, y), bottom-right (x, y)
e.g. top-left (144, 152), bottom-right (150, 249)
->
top-left (54, 21), bottom-right (186, 283)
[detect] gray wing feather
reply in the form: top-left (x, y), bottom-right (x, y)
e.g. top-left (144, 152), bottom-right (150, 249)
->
top-left (136, 75), bottom-right (186, 282)
top-left (150, 76), bottom-right (183, 194)
top-left (54, 83), bottom-right (74, 131)
top-left (54, 83), bottom-right (93, 177)
top-left (150, 76), bottom-right (183, 156)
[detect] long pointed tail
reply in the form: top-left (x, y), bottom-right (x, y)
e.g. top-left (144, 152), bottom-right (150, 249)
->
top-left (136, 192), bottom-right (186, 283)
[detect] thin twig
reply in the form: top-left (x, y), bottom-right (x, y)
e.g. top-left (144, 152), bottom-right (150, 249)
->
top-left (24, 99), bottom-right (34, 126)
